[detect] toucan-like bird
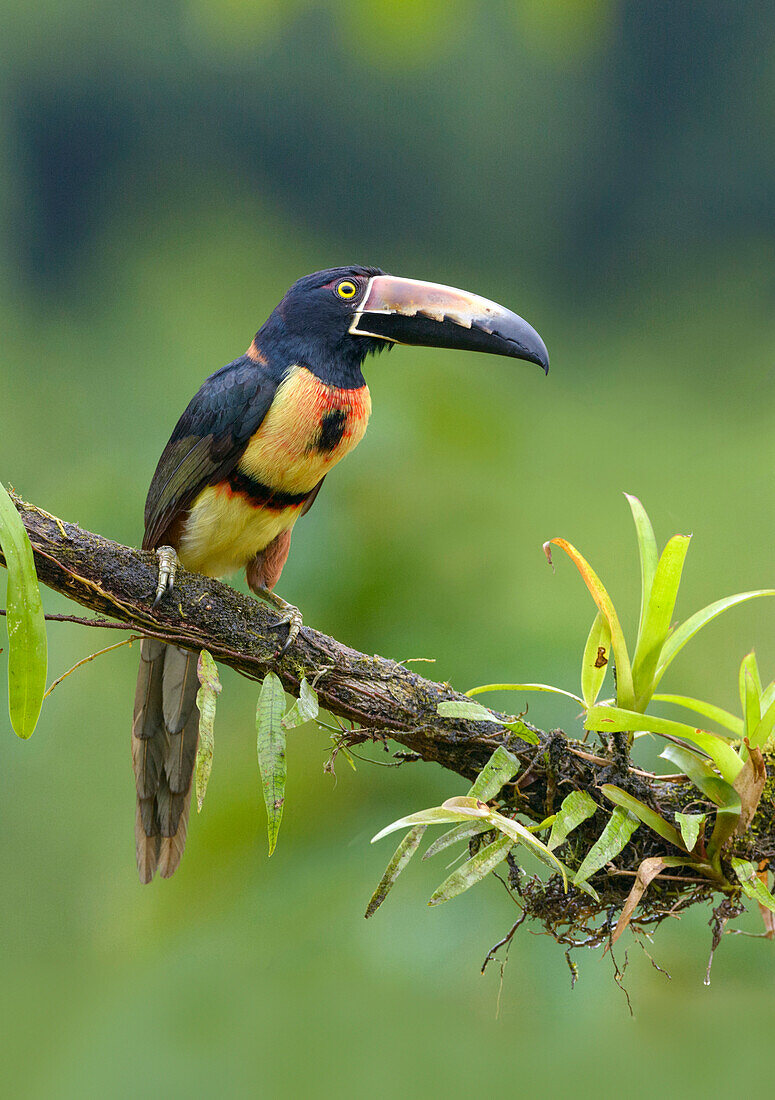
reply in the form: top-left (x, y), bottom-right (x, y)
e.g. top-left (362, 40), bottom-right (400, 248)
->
top-left (133, 266), bottom-right (549, 882)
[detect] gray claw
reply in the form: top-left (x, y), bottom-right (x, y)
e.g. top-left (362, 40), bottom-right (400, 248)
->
top-left (153, 545), bottom-right (179, 607)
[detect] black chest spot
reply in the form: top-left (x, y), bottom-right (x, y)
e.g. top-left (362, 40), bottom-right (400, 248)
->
top-left (315, 409), bottom-right (348, 452)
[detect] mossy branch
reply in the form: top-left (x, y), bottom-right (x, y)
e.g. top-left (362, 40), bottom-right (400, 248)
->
top-left (2, 492), bottom-right (774, 936)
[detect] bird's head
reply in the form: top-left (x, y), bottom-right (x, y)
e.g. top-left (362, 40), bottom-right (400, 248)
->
top-left (257, 265), bottom-right (549, 386)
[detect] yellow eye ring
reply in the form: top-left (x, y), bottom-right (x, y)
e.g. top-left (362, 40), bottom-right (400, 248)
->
top-left (336, 280), bottom-right (358, 299)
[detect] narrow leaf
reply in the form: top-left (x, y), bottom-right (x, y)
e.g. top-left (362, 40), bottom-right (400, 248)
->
top-left (502, 718), bottom-right (540, 746)
top-left (631, 534), bottom-right (691, 704)
top-left (423, 820), bottom-right (493, 860)
top-left (601, 784), bottom-right (685, 850)
top-left (624, 493), bottom-right (658, 646)
top-left (610, 856), bottom-right (668, 946)
top-left (437, 699), bottom-right (501, 722)
top-left (371, 806), bottom-right (481, 844)
top-left (256, 672), bottom-right (287, 856)
top-left (548, 790), bottom-right (598, 850)
top-left (659, 743), bottom-right (742, 810)
top-left (580, 612), bottom-right (611, 709)
top-left (0, 483), bottom-right (48, 738)
top-left (194, 650), bottom-right (221, 812)
top-left (545, 538), bottom-right (634, 708)
top-left (652, 693), bottom-right (743, 737)
top-left (365, 825), bottom-right (425, 918)
top-left (731, 858), bottom-right (775, 914)
top-left (675, 812), bottom-right (705, 852)
top-left (750, 697), bottom-right (775, 751)
top-left (281, 677), bottom-right (319, 729)
top-left (585, 704), bottom-right (743, 784)
top-left (429, 834), bottom-right (514, 905)
top-left (488, 810), bottom-right (568, 887)
top-left (467, 746), bottom-right (519, 800)
top-left (654, 590), bottom-right (775, 687)
top-left (466, 682), bottom-right (585, 706)
top-left (574, 807), bottom-right (640, 886)
top-left (739, 654), bottom-right (761, 740)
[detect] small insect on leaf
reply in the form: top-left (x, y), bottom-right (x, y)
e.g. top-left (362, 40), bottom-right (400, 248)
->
top-left (428, 834), bottom-right (514, 906)
top-left (0, 483), bottom-right (48, 739)
top-left (574, 807), bottom-right (640, 887)
top-left (256, 672), bottom-right (287, 856)
top-left (281, 677), bottom-right (319, 729)
top-left (365, 825), bottom-right (426, 918)
top-left (731, 858), bottom-right (775, 914)
top-left (548, 790), bottom-right (598, 851)
top-left (581, 612), bottom-right (611, 709)
top-left (194, 649), bottom-right (221, 812)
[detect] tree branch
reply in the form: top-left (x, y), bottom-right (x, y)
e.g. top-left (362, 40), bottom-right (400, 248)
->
top-left (4, 492), bottom-right (774, 939)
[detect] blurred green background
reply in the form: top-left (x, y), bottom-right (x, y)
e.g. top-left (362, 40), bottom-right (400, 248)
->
top-left (1, 1), bottom-right (774, 1095)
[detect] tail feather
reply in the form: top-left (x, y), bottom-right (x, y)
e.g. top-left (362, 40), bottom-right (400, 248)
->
top-left (132, 639), bottom-right (199, 882)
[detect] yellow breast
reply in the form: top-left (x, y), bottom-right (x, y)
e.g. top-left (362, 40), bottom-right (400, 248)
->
top-left (239, 365), bottom-right (371, 493)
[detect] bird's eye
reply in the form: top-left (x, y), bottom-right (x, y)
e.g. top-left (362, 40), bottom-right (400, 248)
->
top-left (336, 280), bottom-right (358, 300)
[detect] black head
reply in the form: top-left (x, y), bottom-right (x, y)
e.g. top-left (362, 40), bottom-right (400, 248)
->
top-left (255, 265), bottom-right (549, 388)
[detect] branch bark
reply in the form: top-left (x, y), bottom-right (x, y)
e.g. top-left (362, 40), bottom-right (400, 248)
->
top-left (4, 492), bottom-right (774, 935)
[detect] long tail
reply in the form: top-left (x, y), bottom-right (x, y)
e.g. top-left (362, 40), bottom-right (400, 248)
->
top-left (132, 639), bottom-right (200, 883)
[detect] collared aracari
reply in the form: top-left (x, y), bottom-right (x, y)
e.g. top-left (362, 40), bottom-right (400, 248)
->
top-left (133, 266), bottom-right (549, 882)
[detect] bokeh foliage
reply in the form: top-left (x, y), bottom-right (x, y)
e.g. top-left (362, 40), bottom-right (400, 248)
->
top-left (1, 1), bottom-right (774, 1095)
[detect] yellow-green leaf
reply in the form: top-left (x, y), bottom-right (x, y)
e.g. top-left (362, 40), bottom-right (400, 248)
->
top-left (624, 493), bottom-right (658, 645)
top-left (731, 858), bottom-right (775, 914)
top-left (652, 693), bottom-right (743, 737)
top-left (428, 834), bottom-right (514, 905)
top-left (0, 484), bottom-right (48, 738)
top-left (547, 790), bottom-right (598, 850)
top-left (365, 825), bottom-right (425, 918)
top-left (573, 807), bottom-right (639, 886)
top-left (675, 812), bottom-right (705, 852)
top-left (601, 784), bottom-right (684, 850)
top-left (194, 649), bottom-right (221, 812)
top-left (580, 612), bottom-right (611, 709)
top-left (631, 534), bottom-right (691, 706)
top-left (256, 672), bottom-right (287, 856)
top-left (422, 820), bottom-right (493, 860)
top-left (281, 677), bottom-right (319, 729)
top-left (545, 538), bottom-right (634, 708)
top-left (467, 746), bottom-right (519, 800)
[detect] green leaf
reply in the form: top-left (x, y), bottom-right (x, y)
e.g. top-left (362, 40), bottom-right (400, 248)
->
top-left (585, 704), bottom-right (743, 784)
top-left (652, 693), bottom-right (743, 737)
top-left (624, 493), bottom-right (659, 645)
top-left (760, 682), bottom-right (775, 714)
top-left (0, 484), bottom-right (48, 738)
top-left (256, 672), bottom-right (287, 856)
top-left (675, 812), bottom-right (705, 852)
top-left (580, 612), bottom-right (611, 709)
top-left (437, 699), bottom-right (501, 722)
top-left (631, 534), bottom-right (691, 706)
top-left (467, 746), bottom-right (520, 801)
top-left (731, 858), bottom-right (775, 914)
top-left (365, 825), bottom-right (425, 918)
top-left (750, 697), bottom-right (775, 751)
top-left (281, 677), bottom-right (319, 729)
top-left (428, 834), bottom-right (513, 906)
top-left (465, 683), bottom-right (585, 706)
top-left (501, 718), bottom-right (540, 746)
top-left (547, 790), bottom-right (598, 850)
top-left (371, 805), bottom-right (486, 844)
top-left (194, 649), bottom-right (221, 812)
top-left (739, 653), bottom-right (761, 740)
top-left (422, 820), bottom-right (494, 860)
top-left (487, 809), bottom-right (568, 887)
top-left (601, 784), bottom-right (685, 850)
top-left (654, 590), bottom-right (775, 688)
top-left (573, 807), bottom-right (640, 886)
top-left (660, 743), bottom-right (742, 811)
top-left (545, 538), bottom-right (634, 709)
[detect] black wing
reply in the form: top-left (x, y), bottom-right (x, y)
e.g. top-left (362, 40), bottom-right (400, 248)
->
top-left (143, 356), bottom-right (279, 549)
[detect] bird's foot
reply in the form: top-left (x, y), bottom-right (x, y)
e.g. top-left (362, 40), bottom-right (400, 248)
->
top-left (153, 545), bottom-right (180, 607)
top-left (255, 588), bottom-right (303, 657)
